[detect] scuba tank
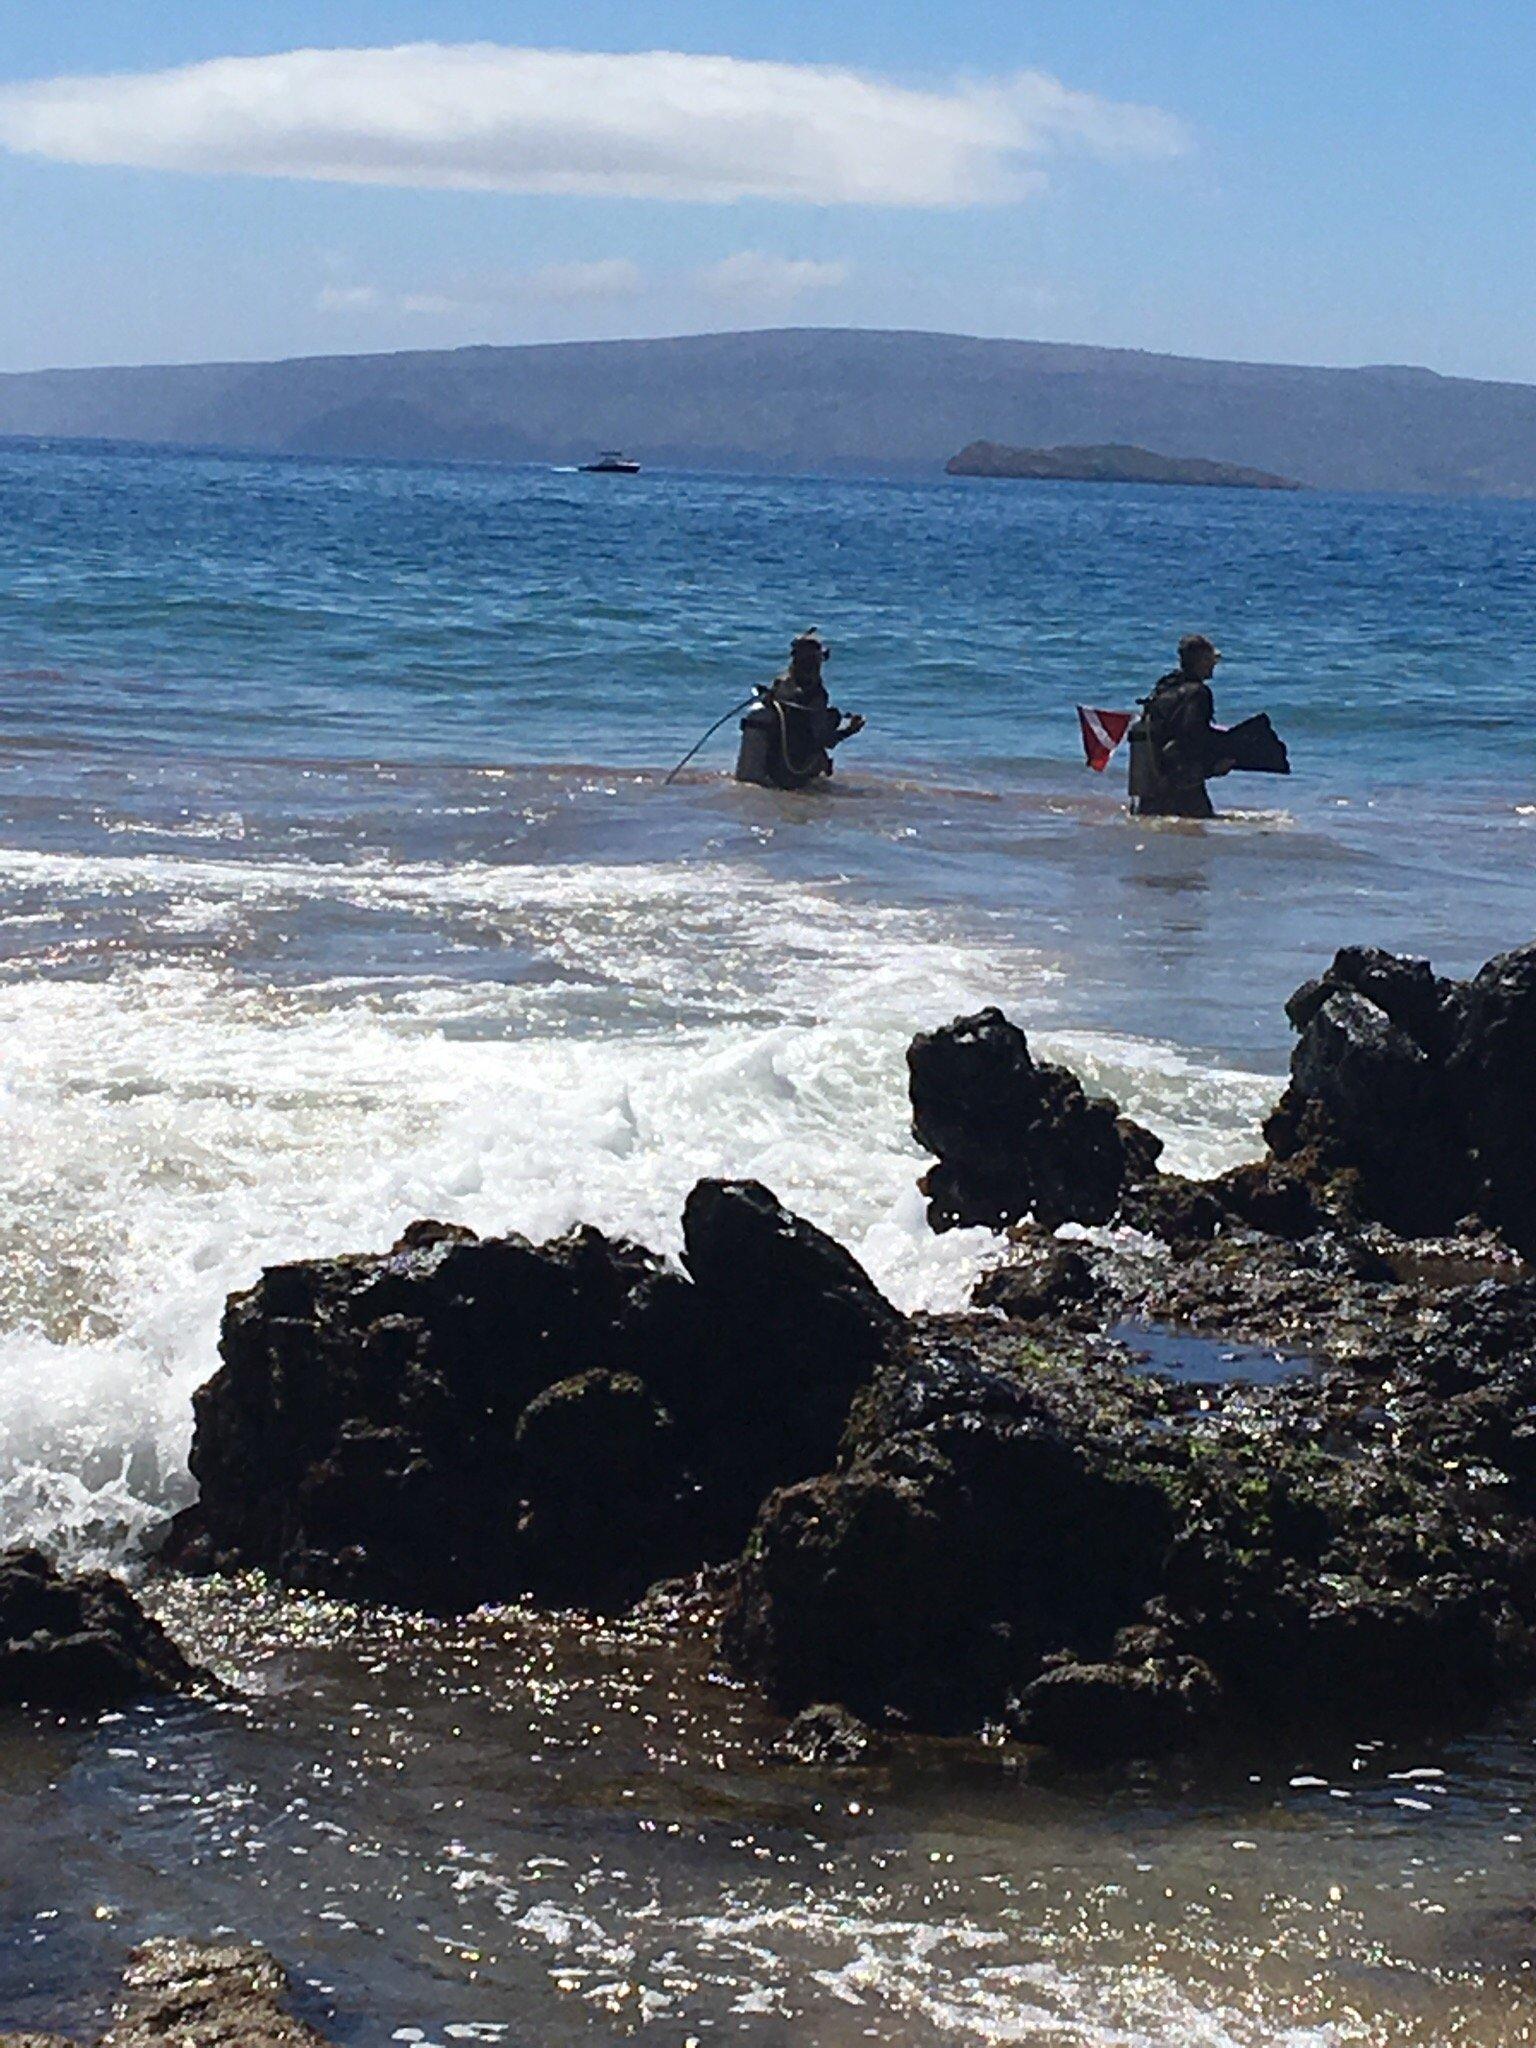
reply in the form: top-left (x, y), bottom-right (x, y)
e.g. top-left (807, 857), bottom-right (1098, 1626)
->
top-left (735, 629), bottom-right (860, 790)
top-left (735, 688), bottom-right (835, 790)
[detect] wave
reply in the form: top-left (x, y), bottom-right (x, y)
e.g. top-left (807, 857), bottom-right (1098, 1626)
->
top-left (0, 847), bottom-right (1269, 1566)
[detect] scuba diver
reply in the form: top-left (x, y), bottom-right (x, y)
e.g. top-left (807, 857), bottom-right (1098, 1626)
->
top-left (1127, 634), bottom-right (1230, 818)
top-left (735, 629), bottom-right (865, 790)
top-left (1125, 633), bottom-right (1290, 817)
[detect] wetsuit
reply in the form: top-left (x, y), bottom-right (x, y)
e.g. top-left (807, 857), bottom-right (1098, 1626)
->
top-left (736, 668), bottom-right (860, 789)
top-left (1129, 671), bottom-right (1222, 818)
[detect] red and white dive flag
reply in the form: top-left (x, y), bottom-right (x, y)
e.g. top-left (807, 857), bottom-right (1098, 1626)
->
top-left (1077, 706), bottom-right (1132, 773)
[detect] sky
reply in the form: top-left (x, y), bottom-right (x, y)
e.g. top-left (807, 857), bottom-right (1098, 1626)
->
top-left (1, 1), bottom-right (1534, 382)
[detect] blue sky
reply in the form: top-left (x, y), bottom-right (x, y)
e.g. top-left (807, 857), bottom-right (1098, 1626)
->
top-left (1, 1), bottom-right (1533, 381)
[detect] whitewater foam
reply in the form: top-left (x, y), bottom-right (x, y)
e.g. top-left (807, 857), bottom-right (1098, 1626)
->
top-left (0, 847), bottom-right (1269, 1566)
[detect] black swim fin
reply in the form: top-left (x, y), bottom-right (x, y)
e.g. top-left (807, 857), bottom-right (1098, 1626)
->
top-left (1220, 712), bottom-right (1291, 775)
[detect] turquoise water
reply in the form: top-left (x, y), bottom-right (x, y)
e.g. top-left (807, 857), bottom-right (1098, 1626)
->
top-left (4, 439), bottom-right (1536, 2044)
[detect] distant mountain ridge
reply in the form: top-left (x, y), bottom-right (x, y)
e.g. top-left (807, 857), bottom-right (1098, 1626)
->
top-left (3, 327), bottom-right (1536, 495)
top-left (946, 440), bottom-right (1300, 489)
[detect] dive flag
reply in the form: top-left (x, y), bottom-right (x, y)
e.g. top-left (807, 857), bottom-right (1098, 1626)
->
top-left (1077, 706), bottom-right (1132, 773)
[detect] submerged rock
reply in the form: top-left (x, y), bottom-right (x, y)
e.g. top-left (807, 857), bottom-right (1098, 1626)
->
top-left (908, 1007), bottom-right (1162, 1232)
top-left (0, 1938), bottom-right (335, 2048)
top-left (771, 1701), bottom-right (883, 1766)
top-left (167, 1183), bottom-right (899, 1614)
top-left (0, 1549), bottom-right (204, 1710)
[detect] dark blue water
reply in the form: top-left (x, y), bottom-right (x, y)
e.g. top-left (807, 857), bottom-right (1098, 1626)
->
top-left (5, 438), bottom-right (1536, 783)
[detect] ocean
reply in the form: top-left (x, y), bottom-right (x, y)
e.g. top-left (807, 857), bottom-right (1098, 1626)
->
top-left (3, 438), bottom-right (1536, 2044)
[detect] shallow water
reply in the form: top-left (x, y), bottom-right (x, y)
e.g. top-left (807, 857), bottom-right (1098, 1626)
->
top-left (5, 1580), bottom-right (1536, 2046)
top-left (4, 442), bottom-right (1536, 2042)
top-left (1108, 1319), bottom-right (1313, 1387)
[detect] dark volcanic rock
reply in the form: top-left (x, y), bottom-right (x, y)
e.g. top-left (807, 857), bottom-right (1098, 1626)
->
top-left (0, 1549), bottom-right (204, 1709)
top-left (515, 1370), bottom-right (691, 1609)
top-left (771, 1701), bottom-right (883, 1766)
top-left (908, 1007), bottom-right (1162, 1232)
top-left (169, 1184), bottom-right (898, 1613)
top-left (723, 1297), bottom-right (1536, 1753)
top-left (921, 945), bottom-right (1536, 1259)
top-left (109, 1939), bottom-right (333, 2047)
top-left (725, 1346), bottom-right (1176, 1731)
top-left (1452, 945), bottom-right (1536, 1255)
top-left (1264, 941), bottom-right (1536, 1252)
top-left (0, 1938), bottom-right (336, 2048)
top-left (972, 1242), bottom-right (1100, 1320)
top-left (1017, 1629), bottom-right (1222, 1761)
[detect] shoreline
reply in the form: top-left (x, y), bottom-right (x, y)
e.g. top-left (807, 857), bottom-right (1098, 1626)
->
top-left (10, 938), bottom-right (1536, 2040)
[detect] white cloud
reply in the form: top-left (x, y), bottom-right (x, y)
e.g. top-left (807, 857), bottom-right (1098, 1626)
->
top-left (396, 291), bottom-right (469, 317)
top-left (701, 250), bottom-right (848, 311)
top-left (316, 283), bottom-right (382, 312)
top-left (0, 44), bottom-right (1186, 209)
top-left (522, 258), bottom-right (644, 303)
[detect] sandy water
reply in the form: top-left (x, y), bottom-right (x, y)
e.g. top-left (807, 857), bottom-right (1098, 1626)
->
top-left (3, 443), bottom-right (1536, 2039)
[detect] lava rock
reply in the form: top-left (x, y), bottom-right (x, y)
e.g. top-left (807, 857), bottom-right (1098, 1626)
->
top-left (1453, 943), bottom-right (1536, 1257)
top-left (1263, 941), bottom-right (1536, 1254)
top-left (668, 1178), bottom-right (902, 1537)
top-left (1017, 1630), bottom-right (1222, 1761)
top-left (908, 1007), bottom-right (1163, 1232)
top-left (722, 1298), bottom-right (1536, 1754)
top-left (1284, 944), bottom-right (1460, 1055)
top-left (1207, 1161), bottom-right (1330, 1240)
top-left (972, 1242), bottom-right (1101, 1319)
top-left (1269, 986), bottom-right (1455, 1230)
top-left (725, 1351), bottom-right (1176, 1731)
top-left (0, 1549), bottom-right (204, 1710)
top-left (771, 1701), bottom-right (883, 1766)
top-left (1115, 1173), bottom-right (1229, 1244)
top-left (0, 1939), bottom-right (336, 2048)
top-left (169, 1184), bottom-right (899, 1614)
top-left (515, 1370), bottom-right (692, 1609)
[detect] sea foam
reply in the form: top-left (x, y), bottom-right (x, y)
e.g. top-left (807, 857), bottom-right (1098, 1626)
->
top-left (0, 846), bottom-right (1268, 1566)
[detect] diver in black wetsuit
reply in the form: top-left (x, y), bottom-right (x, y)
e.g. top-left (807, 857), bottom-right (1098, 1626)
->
top-left (735, 630), bottom-right (865, 789)
top-left (1127, 634), bottom-right (1236, 818)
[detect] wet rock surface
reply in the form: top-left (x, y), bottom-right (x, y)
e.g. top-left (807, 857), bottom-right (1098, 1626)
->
top-left (159, 940), bottom-right (1536, 1763)
top-left (725, 1292), bottom-right (1536, 1754)
top-left (911, 945), bottom-right (1536, 1258)
top-left (770, 1701), bottom-right (884, 1766)
top-left (1266, 941), bottom-right (1536, 1251)
top-left (0, 1549), bottom-right (204, 1710)
top-left (908, 1006), bottom-right (1161, 1232)
top-left (0, 1938), bottom-right (335, 2048)
top-left (165, 1180), bottom-right (899, 1613)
